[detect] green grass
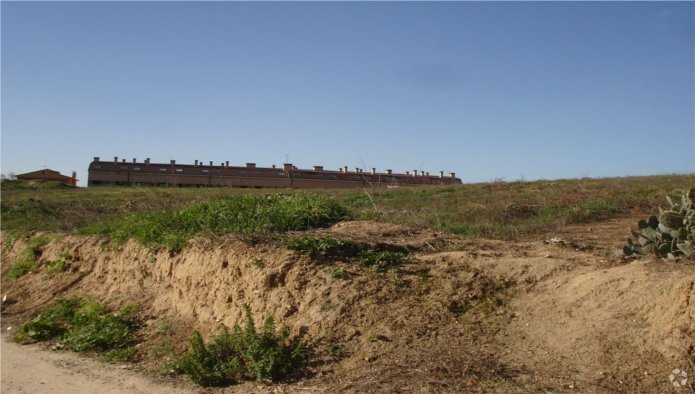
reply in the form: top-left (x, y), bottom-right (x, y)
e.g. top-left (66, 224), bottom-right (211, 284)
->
top-left (286, 235), bottom-right (409, 272)
top-left (172, 304), bottom-right (305, 386)
top-left (6, 235), bottom-right (50, 280)
top-left (13, 298), bottom-right (141, 360)
top-left (86, 193), bottom-right (348, 252)
top-left (1, 175), bottom-right (692, 241)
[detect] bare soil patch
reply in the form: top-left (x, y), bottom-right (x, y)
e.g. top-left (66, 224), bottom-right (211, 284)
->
top-left (1, 220), bottom-right (693, 392)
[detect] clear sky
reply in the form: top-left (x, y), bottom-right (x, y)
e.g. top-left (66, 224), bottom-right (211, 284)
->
top-left (2, 1), bottom-right (693, 185)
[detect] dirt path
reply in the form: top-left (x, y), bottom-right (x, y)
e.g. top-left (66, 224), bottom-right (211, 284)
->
top-left (0, 334), bottom-right (194, 394)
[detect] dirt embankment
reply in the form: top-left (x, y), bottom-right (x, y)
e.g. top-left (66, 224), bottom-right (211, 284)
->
top-left (1, 220), bottom-right (693, 392)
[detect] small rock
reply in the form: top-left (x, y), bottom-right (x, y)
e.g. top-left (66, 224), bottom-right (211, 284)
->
top-left (6, 326), bottom-right (12, 331)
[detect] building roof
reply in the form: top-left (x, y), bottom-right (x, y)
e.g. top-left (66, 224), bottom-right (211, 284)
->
top-left (16, 169), bottom-right (75, 182)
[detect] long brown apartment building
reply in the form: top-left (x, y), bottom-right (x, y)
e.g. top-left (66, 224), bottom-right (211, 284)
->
top-left (87, 157), bottom-right (462, 188)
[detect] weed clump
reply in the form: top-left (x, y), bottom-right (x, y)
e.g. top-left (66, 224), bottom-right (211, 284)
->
top-left (286, 235), bottom-right (408, 272)
top-left (6, 235), bottom-right (50, 280)
top-left (14, 298), bottom-right (140, 360)
top-left (44, 252), bottom-right (73, 277)
top-left (172, 304), bottom-right (305, 386)
top-left (101, 193), bottom-right (348, 252)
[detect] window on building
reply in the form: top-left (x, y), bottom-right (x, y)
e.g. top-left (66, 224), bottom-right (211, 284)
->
top-left (160, 168), bottom-right (168, 172)
top-left (133, 167), bottom-right (140, 171)
top-left (176, 169), bottom-right (183, 172)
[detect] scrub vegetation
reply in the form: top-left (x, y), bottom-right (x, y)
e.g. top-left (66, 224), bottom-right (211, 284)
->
top-left (1, 175), bottom-right (691, 243)
top-left (13, 298), bottom-right (141, 362)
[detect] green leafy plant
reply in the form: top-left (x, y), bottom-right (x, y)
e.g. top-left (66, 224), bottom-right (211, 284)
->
top-left (286, 235), bottom-right (409, 272)
top-left (354, 249), bottom-right (409, 272)
top-left (14, 298), bottom-right (141, 356)
top-left (7, 235), bottom-right (50, 280)
top-left (285, 236), bottom-right (361, 262)
top-left (173, 304), bottom-right (305, 386)
top-left (44, 253), bottom-right (72, 277)
top-left (624, 188), bottom-right (695, 258)
top-left (325, 267), bottom-right (349, 279)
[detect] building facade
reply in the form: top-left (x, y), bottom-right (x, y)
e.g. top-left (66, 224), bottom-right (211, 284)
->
top-left (87, 157), bottom-right (462, 188)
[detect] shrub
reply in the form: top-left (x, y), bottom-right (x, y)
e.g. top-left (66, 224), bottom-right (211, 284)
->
top-left (6, 235), bottom-right (50, 280)
top-left (173, 304), bottom-right (305, 386)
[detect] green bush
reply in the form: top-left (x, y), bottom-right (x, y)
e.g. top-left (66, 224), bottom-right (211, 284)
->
top-left (14, 298), bottom-right (140, 356)
top-left (173, 304), bottom-right (305, 386)
top-left (286, 235), bottom-right (408, 272)
top-left (100, 193), bottom-right (348, 252)
top-left (6, 235), bottom-right (50, 280)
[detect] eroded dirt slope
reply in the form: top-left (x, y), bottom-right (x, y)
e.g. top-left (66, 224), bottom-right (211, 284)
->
top-left (1, 221), bottom-right (693, 392)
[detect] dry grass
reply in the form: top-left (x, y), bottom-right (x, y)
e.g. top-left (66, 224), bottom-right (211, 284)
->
top-left (1, 174), bottom-right (692, 241)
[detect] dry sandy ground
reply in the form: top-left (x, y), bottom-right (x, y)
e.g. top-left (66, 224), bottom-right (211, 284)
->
top-left (1, 219), bottom-right (693, 392)
top-left (1, 334), bottom-right (193, 393)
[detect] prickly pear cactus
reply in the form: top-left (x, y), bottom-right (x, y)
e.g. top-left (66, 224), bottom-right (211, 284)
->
top-left (624, 188), bottom-right (695, 258)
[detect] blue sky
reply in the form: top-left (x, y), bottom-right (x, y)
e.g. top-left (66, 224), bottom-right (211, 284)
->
top-left (2, 1), bottom-right (693, 185)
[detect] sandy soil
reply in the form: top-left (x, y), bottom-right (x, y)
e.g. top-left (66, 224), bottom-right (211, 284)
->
top-left (0, 334), bottom-right (193, 394)
top-left (1, 219), bottom-right (693, 392)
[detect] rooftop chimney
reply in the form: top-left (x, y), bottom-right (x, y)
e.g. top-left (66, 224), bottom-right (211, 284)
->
top-left (170, 160), bottom-right (176, 166)
top-left (194, 160), bottom-right (198, 166)
top-left (283, 163), bottom-right (293, 172)
top-left (114, 156), bottom-right (118, 163)
top-left (145, 158), bottom-right (150, 165)
top-left (272, 164), bottom-right (276, 169)
top-left (313, 165), bottom-right (323, 171)
top-left (406, 171), bottom-right (410, 175)
top-left (449, 172), bottom-right (456, 178)
top-left (371, 168), bottom-right (376, 175)
top-left (246, 163), bottom-right (256, 169)
top-left (343, 166), bottom-right (348, 173)
top-left (439, 171), bottom-right (444, 178)
top-left (132, 158), bottom-right (136, 164)
top-left (71, 171), bottom-right (77, 187)
top-left (122, 159), bottom-right (126, 163)
top-left (226, 161), bottom-right (229, 167)
top-left (386, 169), bottom-right (392, 175)
top-left (209, 161), bottom-right (213, 167)
top-left (355, 167), bottom-right (360, 173)
top-left (413, 170), bottom-right (417, 176)
top-left (93, 157), bottom-right (100, 162)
